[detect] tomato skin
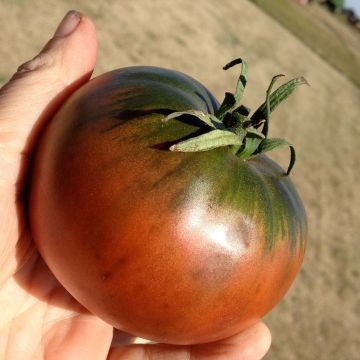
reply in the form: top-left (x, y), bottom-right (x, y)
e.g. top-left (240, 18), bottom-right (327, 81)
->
top-left (29, 66), bottom-right (307, 344)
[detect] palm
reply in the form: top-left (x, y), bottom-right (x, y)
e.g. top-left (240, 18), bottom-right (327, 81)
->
top-left (0, 196), bottom-right (117, 359)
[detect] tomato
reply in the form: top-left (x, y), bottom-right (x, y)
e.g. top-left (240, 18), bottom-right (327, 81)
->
top-left (29, 62), bottom-right (307, 345)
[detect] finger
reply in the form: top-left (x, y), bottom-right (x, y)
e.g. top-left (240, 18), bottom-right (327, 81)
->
top-left (0, 10), bottom-right (97, 184)
top-left (107, 322), bottom-right (271, 360)
top-left (0, 10), bottom-right (97, 283)
top-left (111, 329), bottom-right (136, 347)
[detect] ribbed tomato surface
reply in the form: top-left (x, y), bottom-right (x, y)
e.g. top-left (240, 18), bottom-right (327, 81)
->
top-left (29, 66), bottom-right (307, 344)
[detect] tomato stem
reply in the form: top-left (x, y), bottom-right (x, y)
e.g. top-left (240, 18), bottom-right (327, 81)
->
top-left (164, 58), bottom-right (309, 176)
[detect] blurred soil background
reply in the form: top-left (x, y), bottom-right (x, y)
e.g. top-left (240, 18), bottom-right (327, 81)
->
top-left (0, 0), bottom-right (359, 359)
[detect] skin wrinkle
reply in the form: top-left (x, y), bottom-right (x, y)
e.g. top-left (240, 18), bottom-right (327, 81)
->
top-left (6, 308), bottom-right (38, 359)
top-left (2, 262), bottom-right (45, 359)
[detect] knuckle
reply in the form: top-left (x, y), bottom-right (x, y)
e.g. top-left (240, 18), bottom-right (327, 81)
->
top-left (17, 52), bottom-right (55, 74)
top-left (15, 37), bottom-right (64, 76)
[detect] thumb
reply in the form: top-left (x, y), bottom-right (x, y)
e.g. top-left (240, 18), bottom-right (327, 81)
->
top-left (0, 10), bottom-right (97, 180)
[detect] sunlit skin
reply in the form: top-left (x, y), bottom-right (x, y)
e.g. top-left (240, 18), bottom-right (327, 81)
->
top-left (29, 66), bottom-right (307, 345)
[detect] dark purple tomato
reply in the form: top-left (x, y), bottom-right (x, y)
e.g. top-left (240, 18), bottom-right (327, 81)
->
top-left (29, 65), bottom-right (307, 344)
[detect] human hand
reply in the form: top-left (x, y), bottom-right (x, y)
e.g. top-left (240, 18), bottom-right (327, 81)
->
top-left (0, 10), bottom-right (271, 359)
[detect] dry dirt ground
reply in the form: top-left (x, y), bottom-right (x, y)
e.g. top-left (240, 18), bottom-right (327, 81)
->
top-left (0, 1), bottom-right (359, 359)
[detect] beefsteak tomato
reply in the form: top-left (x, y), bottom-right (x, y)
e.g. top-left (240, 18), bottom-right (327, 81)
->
top-left (29, 59), bottom-right (307, 344)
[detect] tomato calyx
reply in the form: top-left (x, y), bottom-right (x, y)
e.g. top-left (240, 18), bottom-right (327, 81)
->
top-left (164, 58), bottom-right (309, 175)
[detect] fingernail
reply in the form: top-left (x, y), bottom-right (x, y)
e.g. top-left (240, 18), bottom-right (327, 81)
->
top-left (54, 10), bottom-right (82, 38)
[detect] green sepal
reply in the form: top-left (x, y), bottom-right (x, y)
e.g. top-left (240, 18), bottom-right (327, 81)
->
top-left (236, 136), bottom-right (261, 160)
top-left (246, 127), bottom-right (266, 139)
top-left (223, 112), bottom-right (249, 132)
top-left (170, 129), bottom-right (244, 152)
top-left (164, 110), bottom-right (223, 129)
top-left (263, 74), bottom-right (285, 137)
top-left (216, 58), bottom-right (248, 120)
top-left (237, 129), bottom-right (265, 159)
top-left (257, 138), bottom-right (296, 175)
top-left (215, 92), bottom-right (236, 121)
top-left (231, 59), bottom-right (248, 104)
top-left (251, 76), bottom-right (309, 126)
